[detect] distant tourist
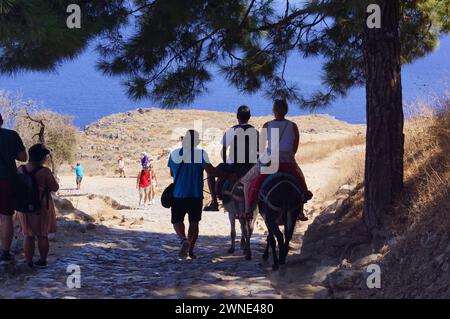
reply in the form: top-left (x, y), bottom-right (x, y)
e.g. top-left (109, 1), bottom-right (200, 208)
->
top-left (75, 163), bottom-right (83, 190)
top-left (168, 130), bottom-right (225, 259)
top-left (117, 156), bottom-right (126, 178)
top-left (149, 163), bottom-right (158, 205)
top-left (204, 105), bottom-right (259, 211)
top-left (17, 144), bottom-right (59, 268)
top-left (0, 113), bottom-right (27, 262)
top-left (137, 165), bottom-right (151, 207)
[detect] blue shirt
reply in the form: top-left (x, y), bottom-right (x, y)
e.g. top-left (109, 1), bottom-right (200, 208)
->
top-left (75, 166), bottom-right (84, 177)
top-left (168, 148), bottom-right (209, 199)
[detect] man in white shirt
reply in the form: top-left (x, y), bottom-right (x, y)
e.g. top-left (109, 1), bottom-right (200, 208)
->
top-left (203, 106), bottom-right (259, 211)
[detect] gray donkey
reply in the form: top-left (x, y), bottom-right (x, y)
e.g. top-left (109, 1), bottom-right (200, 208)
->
top-left (221, 180), bottom-right (258, 260)
top-left (258, 173), bottom-right (306, 270)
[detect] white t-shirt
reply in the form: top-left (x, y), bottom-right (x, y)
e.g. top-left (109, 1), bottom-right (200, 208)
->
top-left (221, 124), bottom-right (259, 165)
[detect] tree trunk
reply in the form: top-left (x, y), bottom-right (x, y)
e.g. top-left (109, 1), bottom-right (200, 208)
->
top-left (363, 0), bottom-right (404, 235)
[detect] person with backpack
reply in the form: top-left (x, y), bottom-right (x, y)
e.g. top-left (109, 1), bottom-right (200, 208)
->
top-left (203, 105), bottom-right (259, 211)
top-left (17, 144), bottom-right (59, 268)
top-left (0, 113), bottom-right (27, 262)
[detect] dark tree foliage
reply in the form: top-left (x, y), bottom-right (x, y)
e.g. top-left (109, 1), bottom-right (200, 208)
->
top-left (0, 1), bottom-right (447, 106)
top-left (95, 0), bottom-right (448, 107)
top-left (0, 0), bottom-right (127, 74)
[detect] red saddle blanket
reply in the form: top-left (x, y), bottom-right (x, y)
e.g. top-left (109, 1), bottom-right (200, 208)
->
top-left (248, 163), bottom-right (308, 205)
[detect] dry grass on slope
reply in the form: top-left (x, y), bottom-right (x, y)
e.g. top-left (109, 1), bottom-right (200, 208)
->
top-left (377, 100), bottom-right (450, 298)
top-left (336, 97), bottom-right (450, 298)
top-left (299, 135), bottom-right (365, 164)
top-left (295, 96), bottom-right (449, 299)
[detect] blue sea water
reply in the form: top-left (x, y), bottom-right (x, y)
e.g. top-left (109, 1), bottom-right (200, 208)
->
top-left (0, 36), bottom-right (448, 128)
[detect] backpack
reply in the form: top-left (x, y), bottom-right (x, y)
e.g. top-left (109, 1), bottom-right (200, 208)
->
top-left (14, 166), bottom-right (45, 214)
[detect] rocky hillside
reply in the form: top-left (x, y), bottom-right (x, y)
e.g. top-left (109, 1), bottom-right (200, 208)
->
top-left (65, 108), bottom-right (364, 179)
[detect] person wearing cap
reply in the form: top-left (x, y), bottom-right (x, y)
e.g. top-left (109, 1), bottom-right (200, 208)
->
top-left (168, 130), bottom-right (227, 259)
top-left (17, 144), bottom-right (59, 268)
top-left (136, 164), bottom-right (151, 208)
top-left (0, 113), bottom-right (27, 262)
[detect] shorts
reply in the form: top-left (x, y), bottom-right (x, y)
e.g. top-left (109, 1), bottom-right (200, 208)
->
top-left (76, 176), bottom-right (83, 184)
top-left (139, 187), bottom-right (150, 195)
top-left (151, 180), bottom-right (157, 186)
top-left (171, 198), bottom-right (203, 224)
top-left (0, 177), bottom-right (15, 216)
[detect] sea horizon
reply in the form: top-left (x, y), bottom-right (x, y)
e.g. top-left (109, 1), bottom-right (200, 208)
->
top-left (1, 36), bottom-right (448, 129)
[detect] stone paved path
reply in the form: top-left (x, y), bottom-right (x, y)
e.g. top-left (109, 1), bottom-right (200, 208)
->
top-left (0, 145), bottom-right (362, 299)
top-left (0, 176), bottom-right (280, 299)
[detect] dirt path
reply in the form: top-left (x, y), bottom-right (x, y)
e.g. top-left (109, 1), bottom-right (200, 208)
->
top-left (0, 146), bottom-right (363, 299)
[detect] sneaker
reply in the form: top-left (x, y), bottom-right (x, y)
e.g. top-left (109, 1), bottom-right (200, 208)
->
top-left (179, 239), bottom-right (189, 259)
top-left (203, 202), bottom-right (219, 212)
top-left (34, 260), bottom-right (48, 268)
top-left (0, 251), bottom-right (14, 262)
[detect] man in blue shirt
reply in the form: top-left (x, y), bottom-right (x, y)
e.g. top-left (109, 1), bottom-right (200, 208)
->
top-left (168, 130), bottom-right (226, 259)
top-left (75, 163), bottom-right (83, 190)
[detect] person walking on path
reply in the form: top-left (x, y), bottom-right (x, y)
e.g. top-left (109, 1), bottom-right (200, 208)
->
top-left (168, 130), bottom-right (227, 259)
top-left (118, 156), bottom-right (126, 178)
top-left (17, 144), bottom-right (59, 268)
top-left (149, 163), bottom-right (158, 205)
top-left (136, 165), bottom-right (151, 207)
top-left (0, 113), bottom-right (27, 262)
top-left (75, 163), bottom-right (83, 190)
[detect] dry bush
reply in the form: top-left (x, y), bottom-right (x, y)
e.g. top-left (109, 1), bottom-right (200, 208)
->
top-left (0, 91), bottom-right (78, 170)
top-left (299, 135), bottom-right (365, 164)
top-left (16, 110), bottom-right (78, 168)
top-left (364, 95), bottom-right (449, 298)
top-left (318, 148), bottom-right (365, 200)
top-left (399, 95), bottom-right (450, 225)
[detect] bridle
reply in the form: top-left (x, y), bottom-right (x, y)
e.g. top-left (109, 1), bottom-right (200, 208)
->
top-left (258, 179), bottom-right (305, 215)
